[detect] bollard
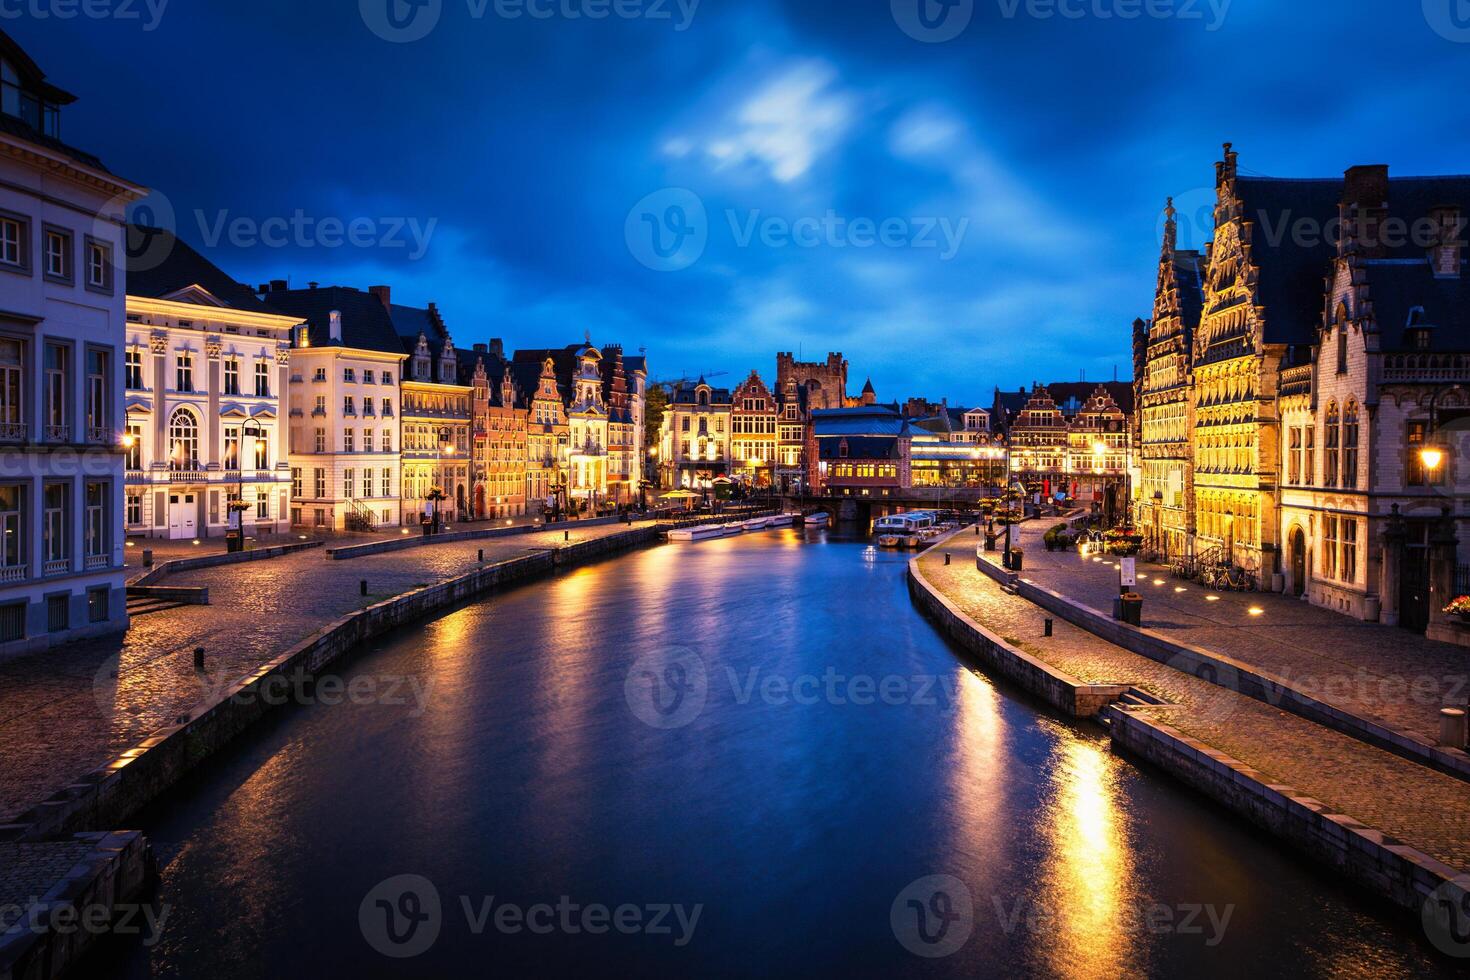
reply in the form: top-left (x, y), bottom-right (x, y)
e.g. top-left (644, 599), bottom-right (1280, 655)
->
top-left (360, 579), bottom-right (368, 596)
top-left (193, 647), bottom-right (205, 671)
top-left (142, 548), bottom-right (153, 568)
top-left (478, 549), bottom-right (484, 562)
top-left (1440, 708), bottom-right (1468, 750)
top-left (565, 531), bottom-right (570, 542)
top-left (1044, 618), bottom-right (1053, 638)
top-left (944, 552), bottom-right (951, 566)
top-left (974, 525), bottom-right (980, 536)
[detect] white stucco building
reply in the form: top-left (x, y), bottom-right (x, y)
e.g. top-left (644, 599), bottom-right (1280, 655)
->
top-left (124, 233), bottom-right (298, 540)
top-left (0, 31), bottom-right (144, 652)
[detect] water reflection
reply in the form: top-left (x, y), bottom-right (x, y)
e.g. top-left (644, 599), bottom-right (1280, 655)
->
top-left (103, 532), bottom-right (1462, 979)
top-left (1037, 737), bottom-right (1138, 980)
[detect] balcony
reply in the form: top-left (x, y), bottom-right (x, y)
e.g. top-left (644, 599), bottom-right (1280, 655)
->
top-left (0, 564), bottom-right (27, 584)
top-left (86, 426), bottom-right (111, 445)
top-left (44, 424), bottom-right (70, 443)
top-left (0, 422), bottom-right (23, 442)
top-left (84, 553), bottom-right (111, 571)
top-left (43, 558), bottom-right (69, 576)
top-left (168, 468), bottom-right (206, 483)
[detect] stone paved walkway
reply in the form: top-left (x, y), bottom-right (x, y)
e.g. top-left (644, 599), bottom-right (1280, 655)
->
top-left (0, 840), bottom-right (95, 928)
top-left (0, 521), bottom-right (656, 823)
top-left (1000, 523), bottom-right (1470, 747)
top-left (121, 516), bottom-right (551, 572)
top-left (917, 546), bottom-right (1470, 872)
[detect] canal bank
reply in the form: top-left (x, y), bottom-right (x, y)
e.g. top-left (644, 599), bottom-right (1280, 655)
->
top-left (82, 531), bottom-right (1461, 977)
top-left (907, 529), bottom-right (1470, 933)
top-left (2, 524), bottom-right (667, 846)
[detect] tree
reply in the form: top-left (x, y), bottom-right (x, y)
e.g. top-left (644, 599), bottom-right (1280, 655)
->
top-left (644, 384), bottom-right (669, 450)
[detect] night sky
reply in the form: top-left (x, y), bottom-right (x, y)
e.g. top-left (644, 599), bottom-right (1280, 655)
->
top-left (22, 1), bottom-right (1470, 403)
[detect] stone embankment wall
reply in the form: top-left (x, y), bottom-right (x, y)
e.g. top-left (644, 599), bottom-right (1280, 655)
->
top-left (3, 527), bottom-right (659, 843)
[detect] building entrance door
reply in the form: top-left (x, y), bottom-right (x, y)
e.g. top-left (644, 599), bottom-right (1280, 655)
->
top-left (167, 493), bottom-right (197, 540)
top-left (1400, 530), bottom-right (1431, 634)
top-left (1290, 527), bottom-right (1306, 597)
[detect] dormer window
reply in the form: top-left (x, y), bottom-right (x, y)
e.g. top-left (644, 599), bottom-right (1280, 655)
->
top-left (1410, 328), bottom-right (1432, 351)
top-left (1, 58), bottom-right (63, 140)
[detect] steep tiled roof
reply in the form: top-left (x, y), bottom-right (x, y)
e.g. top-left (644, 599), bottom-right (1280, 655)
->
top-left (125, 228), bottom-right (277, 314)
top-left (1232, 173), bottom-right (1470, 345)
top-left (260, 286), bottom-right (404, 354)
top-left (670, 380), bottom-right (731, 405)
top-left (1038, 381), bottom-right (1134, 418)
top-left (1362, 259), bottom-right (1470, 352)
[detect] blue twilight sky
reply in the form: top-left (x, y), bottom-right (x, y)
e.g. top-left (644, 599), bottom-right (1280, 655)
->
top-left (19, 0), bottom-right (1470, 404)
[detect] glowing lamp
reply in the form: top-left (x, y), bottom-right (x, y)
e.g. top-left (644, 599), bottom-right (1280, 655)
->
top-left (1421, 447), bottom-right (1445, 473)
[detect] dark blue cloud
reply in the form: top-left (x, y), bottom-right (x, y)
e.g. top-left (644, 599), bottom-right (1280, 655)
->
top-left (18, 0), bottom-right (1469, 402)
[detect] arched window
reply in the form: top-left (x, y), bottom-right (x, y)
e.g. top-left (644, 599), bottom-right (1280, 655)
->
top-left (1336, 305), bottom-right (1350, 375)
top-left (168, 409), bottom-right (198, 470)
top-left (1341, 402), bottom-right (1360, 489)
top-left (1323, 402), bottom-right (1340, 488)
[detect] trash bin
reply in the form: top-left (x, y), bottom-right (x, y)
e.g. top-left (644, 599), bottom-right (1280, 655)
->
top-left (1440, 708), bottom-right (1468, 750)
top-left (984, 533), bottom-right (997, 552)
top-left (225, 530), bottom-right (243, 554)
top-left (1120, 592), bottom-right (1143, 627)
top-left (1009, 549), bottom-right (1024, 572)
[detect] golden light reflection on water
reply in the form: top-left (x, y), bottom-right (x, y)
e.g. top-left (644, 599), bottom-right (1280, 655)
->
top-left (1036, 738), bottom-right (1140, 980)
top-left (947, 667), bottom-right (1008, 852)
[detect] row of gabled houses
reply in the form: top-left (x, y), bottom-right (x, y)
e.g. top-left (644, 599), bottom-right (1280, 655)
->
top-left (656, 354), bottom-right (1006, 497)
top-left (126, 236), bottom-right (649, 539)
top-left (1131, 144), bottom-right (1470, 643)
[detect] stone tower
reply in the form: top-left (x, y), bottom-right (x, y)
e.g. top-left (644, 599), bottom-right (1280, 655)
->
top-left (776, 351), bottom-right (849, 411)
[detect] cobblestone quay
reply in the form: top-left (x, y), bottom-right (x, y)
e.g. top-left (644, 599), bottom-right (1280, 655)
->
top-left (0, 522), bottom-right (659, 827)
top-left (913, 543), bottom-right (1470, 881)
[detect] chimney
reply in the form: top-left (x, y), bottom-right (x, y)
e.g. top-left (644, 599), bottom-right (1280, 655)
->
top-left (1430, 206), bottom-right (1464, 278)
top-left (490, 339), bottom-right (504, 357)
top-left (368, 285), bottom-right (392, 311)
top-left (1342, 165), bottom-right (1390, 257)
top-left (308, 281), bottom-right (319, 290)
top-left (329, 310), bottom-right (343, 343)
top-left (263, 279), bottom-right (287, 293)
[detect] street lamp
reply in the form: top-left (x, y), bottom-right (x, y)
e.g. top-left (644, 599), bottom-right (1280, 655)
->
top-left (226, 419), bottom-right (263, 551)
top-left (1417, 385), bottom-right (1460, 486)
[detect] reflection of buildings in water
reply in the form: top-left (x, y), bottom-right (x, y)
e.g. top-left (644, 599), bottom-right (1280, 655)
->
top-left (1036, 739), bottom-right (1140, 980)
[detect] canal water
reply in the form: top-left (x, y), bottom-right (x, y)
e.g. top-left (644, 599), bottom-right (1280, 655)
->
top-left (102, 531), bottom-right (1454, 978)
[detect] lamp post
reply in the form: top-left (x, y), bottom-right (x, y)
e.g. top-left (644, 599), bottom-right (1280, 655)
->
top-left (437, 441), bottom-right (456, 527)
top-left (120, 412), bottom-right (138, 470)
top-left (1004, 437), bottom-right (1016, 564)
